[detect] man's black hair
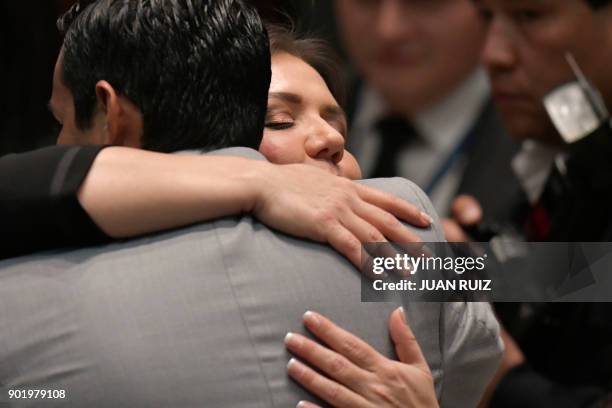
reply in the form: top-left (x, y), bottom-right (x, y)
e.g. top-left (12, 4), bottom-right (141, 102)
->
top-left (57, 0), bottom-right (271, 152)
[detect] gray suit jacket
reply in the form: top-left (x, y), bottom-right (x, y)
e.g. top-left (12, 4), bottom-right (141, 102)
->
top-left (0, 148), bottom-right (501, 407)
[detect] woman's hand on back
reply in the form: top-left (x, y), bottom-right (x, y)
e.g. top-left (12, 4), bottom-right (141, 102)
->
top-left (251, 162), bottom-right (432, 267)
top-left (284, 308), bottom-right (439, 408)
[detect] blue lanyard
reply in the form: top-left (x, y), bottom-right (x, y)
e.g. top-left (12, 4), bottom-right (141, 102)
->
top-left (424, 129), bottom-right (476, 195)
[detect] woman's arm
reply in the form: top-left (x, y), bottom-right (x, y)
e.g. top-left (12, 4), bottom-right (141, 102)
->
top-left (284, 309), bottom-right (439, 408)
top-left (80, 147), bottom-right (431, 267)
top-left (2, 146), bottom-right (431, 264)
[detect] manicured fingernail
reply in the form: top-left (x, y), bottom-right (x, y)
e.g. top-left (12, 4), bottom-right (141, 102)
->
top-left (303, 311), bottom-right (320, 327)
top-left (287, 358), bottom-right (304, 375)
top-left (421, 211), bottom-right (433, 224)
top-left (399, 306), bottom-right (407, 323)
top-left (285, 332), bottom-right (301, 347)
top-left (296, 402), bottom-right (308, 408)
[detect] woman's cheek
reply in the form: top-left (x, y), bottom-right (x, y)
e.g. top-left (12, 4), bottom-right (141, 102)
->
top-left (340, 151), bottom-right (362, 180)
top-left (259, 132), bottom-right (295, 165)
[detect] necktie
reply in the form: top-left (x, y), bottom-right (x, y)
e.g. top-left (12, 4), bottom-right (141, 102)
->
top-left (525, 165), bottom-right (567, 241)
top-left (370, 116), bottom-right (418, 178)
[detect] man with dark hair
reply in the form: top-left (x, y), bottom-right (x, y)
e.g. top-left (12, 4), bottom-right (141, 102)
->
top-left (50, 0), bottom-right (270, 152)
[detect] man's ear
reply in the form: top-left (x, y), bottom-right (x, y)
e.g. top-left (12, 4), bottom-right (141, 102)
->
top-left (95, 80), bottom-right (125, 145)
top-left (94, 81), bottom-right (143, 147)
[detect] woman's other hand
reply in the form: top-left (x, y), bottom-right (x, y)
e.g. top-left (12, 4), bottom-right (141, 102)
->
top-left (284, 308), bottom-right (439, 408)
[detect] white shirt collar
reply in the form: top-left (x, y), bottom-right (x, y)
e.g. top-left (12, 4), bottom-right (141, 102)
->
top-left (353, 68), bottom-right (490, 153)
top-left (511, 140), bottom-right (563, 204)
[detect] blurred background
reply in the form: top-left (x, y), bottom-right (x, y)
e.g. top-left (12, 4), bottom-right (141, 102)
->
top-left (0, 0), bottom-right (73, 154)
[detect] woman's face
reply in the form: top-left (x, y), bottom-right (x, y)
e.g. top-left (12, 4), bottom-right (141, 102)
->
top-left (260, 52), bottom-right (362, 180)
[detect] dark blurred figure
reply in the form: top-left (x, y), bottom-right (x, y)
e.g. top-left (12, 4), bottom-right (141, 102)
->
top-left (329, 0), bottom-right (521, 220)
top-left (0, 1), bottom-right (75, 155)
top-left (440, 0), bottom-right (612, 407)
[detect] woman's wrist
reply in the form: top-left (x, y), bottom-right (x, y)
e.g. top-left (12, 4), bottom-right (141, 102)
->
top-left (229, 157), bottom-right (275, 216)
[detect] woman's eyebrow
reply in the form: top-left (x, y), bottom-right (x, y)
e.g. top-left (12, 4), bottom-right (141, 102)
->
top-left (268, 92), bottom-right (302, 105)
top-left (323, 105), bottom-right (346, 119)
top-left (268, 92), bottom-right (346, 122)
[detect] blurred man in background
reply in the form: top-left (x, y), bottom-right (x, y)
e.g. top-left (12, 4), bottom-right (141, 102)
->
top-left (334, 0), bottom-right (522, 221)
top-left (455, 0), bottom-right (612, 406)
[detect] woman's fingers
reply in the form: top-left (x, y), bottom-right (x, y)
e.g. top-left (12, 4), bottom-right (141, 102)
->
top-left (286, 310), bottom-right (440, 408)
top-left (338, 206), bottom-right (388, 244)
top-left (285, 332), bottom-right (367, 391)
top-left (331, 202), bottom-right (421, 273)
top-left (388, 308), bottom-right (429, 372)
top-left (253, 163), bottom-right (432, 268)
top-left (302, 311), bottom-right (383, 372)
top-left (296, 401), bottom-right (322, 408)
top-left (331, 206), bottom-right (390, 271)
top-left (356, 184), bottom-right (433, 228)
top-left (287, 358), bottom-right (371, 408)
top-left (320, 222), bottom-right (369, 269)
top-left (354, 201), bottom-right (423, 244)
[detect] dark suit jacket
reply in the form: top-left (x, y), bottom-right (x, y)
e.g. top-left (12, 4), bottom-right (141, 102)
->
top-left (493, 124), bottom-right (612, 407)
top-left (454, 101), bottom-right (526, 223)
top-left (346, 79), bottom-right (526, 224)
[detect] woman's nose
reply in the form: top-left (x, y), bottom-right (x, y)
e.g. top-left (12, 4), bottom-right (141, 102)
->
top-left (305, 122), bottom-right (345, 164)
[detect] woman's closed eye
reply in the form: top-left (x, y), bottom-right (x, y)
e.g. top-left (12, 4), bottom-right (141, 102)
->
top-left (265, 110), bottom-right (295, 131)
top-left (265, 121), bottom-right (294, 130)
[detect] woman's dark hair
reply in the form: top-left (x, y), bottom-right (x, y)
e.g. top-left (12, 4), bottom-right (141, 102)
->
top-left (267, 23), bottom-right (346, 108)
